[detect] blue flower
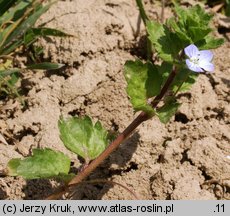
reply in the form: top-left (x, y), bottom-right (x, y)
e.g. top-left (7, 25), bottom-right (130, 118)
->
top-left (184, 44), bottom-right (214, 73)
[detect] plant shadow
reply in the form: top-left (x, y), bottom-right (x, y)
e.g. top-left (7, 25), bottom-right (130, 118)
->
top-left (19, 132), bottom-right (140, 200)
top-left (23, 179), bottom-right (57, 200)
top-left (70, 132), bottom-right (141, 200)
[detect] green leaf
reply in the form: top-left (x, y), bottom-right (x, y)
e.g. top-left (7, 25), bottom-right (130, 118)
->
top-left (175, 4), bottom-right (212, 27)
top-left (172, 68), bottom-right (198, 93)
top-left (0, 68), bottom-right (20, 77)
top-left (24, 27), bottom-right (74, 46)
top-left (226, 2), bottom-right (230, 16)
top-left (166, 18), bottom-right (191, 45)
top-left (0, 0), bottom-right (32, 25)
top-left (0, 0), bottom-right (17, 17)
top-left (0, 1), bottom-right (54, 55)
top-left (0, 0), bottom-right (34, 52)
top-left (0, 69), bottom-right (20, 99)
top-left (157, 98), bottom-right (181, 124)
top-left (59, 116), bottom-right (109, 161)
top-left (124, 60), bottom-right (161, 115)
top-left (156, 62), bottom-right (195, 93)
top-left (7, 72), bottom-right (19, 87)
top-left (189, 27), bottom-right (212, 43)
top-left (146, 62), bottom-right (162, 97)
top-left (0, 0), bottom-right (72, 55)
top-left (7, 148), bottom-right (71, 179)
top-left (156, 62), bottom-right (173, 85)
top-left (197, 36), bottom-right (225, 50)
top-left (168, 5), bottom-right (214, 45)
top-left (26, 62), bottom-right (65, 70)
top-left (31, 27), bottom-right (74, 37)
top-left (147, 21), bottom-right (180, 62)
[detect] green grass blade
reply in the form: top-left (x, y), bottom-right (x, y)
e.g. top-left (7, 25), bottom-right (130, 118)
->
top-left (0, 0), bottom-right (17, 17)
top-left (0, 40), bottom-right (23, 55)
top-left (0, 68), bottom-right (20, 77)
top-left (24, 27), bottom-right (74, 46)
top-left (135, 0), bottom-right (149, 25)
top-left (1, 2), bottom-right (53, 55)
top-left (0, 0), bottom-right (35, 53)
top-left (0, 0), bottom-right (32, 25)
top-left (31, 27), bottom-right (74, 37)
top-left (26, 62), bottom-right (65, 70)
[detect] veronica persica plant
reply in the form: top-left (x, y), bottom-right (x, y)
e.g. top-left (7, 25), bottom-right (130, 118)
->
top-left (3, 2), bottom-right (224, 200)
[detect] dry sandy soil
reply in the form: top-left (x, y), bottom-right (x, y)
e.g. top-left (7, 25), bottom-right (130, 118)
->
top-left (0, 0), bottom-right (230, 200)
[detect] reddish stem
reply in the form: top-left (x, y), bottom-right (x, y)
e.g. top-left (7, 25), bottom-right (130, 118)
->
top-left (68, 112), bottom-right (149, 185)
top-left (46, 66), bottom-right (177, 200)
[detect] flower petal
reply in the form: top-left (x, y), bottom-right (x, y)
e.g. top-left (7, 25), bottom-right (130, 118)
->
top-left (199, 60), bottom-right (214, 72)
top-left (184, 44), bottom-right (199, 58)
top-left (199, 50), bottom-right (213, 61)
top-left (186, 59), bottom-right (204, 72)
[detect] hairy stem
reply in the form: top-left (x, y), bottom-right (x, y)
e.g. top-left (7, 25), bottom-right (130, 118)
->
top-left (46, 66), bottom-right (178, 200)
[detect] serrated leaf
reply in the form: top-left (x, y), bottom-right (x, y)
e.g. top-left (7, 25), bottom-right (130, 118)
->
top-left (124, 60), bottom-right (161, 115)
top-left (174, 4), bottom-right (212, 28)
top-left (147, 21), bottom-right (180, 62)
top-left (168, 5), bottom-right (214, 46)
top-left (7, 148), bottom-right (71, 179)
top-left (172, 68), bottom-right (198, 93)
top-left (189, 27), bottom-right (212, 43)
top-left (197, 36), bottom-right (225, 50)
top-left (59, 116), bottom-right (109, 161)
top-left (166, 18), bottom-right (191, 45)
top-left (26, 62), bottom-right (65, 70)
top-left (157, 98), bottom-right (181, 124)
